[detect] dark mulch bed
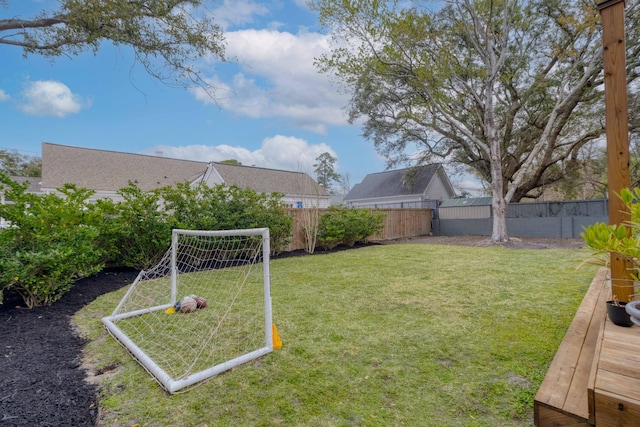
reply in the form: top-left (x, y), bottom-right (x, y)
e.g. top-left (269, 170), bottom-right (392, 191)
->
top-left (0, 268), bottom-right (139, 427)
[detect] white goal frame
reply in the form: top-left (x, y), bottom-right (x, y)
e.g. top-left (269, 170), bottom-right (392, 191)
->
top-left (102, 228), bottom-right (273, 394)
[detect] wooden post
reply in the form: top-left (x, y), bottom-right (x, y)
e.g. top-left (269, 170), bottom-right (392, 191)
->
top-left (598, 0), bottom-right (634, 302)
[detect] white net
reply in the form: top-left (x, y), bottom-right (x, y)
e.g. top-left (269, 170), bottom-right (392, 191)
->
top-left (102, 228), bottom-right (273, 393)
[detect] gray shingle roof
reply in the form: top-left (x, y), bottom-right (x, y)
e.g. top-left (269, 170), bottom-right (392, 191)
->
top-left (10, 176), bottom-right (42, 193)
top-left (344, 164), bottom-right (441, 201)
top-left (212, 162), bottom-right (328, 196)
top-left (42, 143), bottom-right (206, 192)
top-left (41, 142), bottom-right (327, 196)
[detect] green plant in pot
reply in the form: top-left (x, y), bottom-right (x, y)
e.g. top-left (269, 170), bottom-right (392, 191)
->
top-left (581, 188), bottom-right (640, 327)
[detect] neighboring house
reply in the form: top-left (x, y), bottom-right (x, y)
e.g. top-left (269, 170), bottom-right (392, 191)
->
top-left (40, 143), bottom-right (330, 207)
top-left (343, 164), bottom-right (456, 208)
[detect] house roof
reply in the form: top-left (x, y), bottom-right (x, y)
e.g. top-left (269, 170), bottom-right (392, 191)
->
top-left (41, 142), bottom-right (327, 196)
top-left (42, 143), bottom-right (206, 192)
top-left (10, 176), bottom-right (42, 194)
top-left (209, 162), bottom-right (328, 196)
top-left (343, 164), bottom-right (446, 201)
top-left (439, 197), bottom-right (492, 207)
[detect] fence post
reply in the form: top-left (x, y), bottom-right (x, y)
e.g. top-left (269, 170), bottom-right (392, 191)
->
top-left (599, 0), bottom-right (634, 302)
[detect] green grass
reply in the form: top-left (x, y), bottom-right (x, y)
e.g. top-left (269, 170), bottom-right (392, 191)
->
top-left (105, 265), bottom-right (267, 380)
top-left (74, 244), bottom-right (596, 426)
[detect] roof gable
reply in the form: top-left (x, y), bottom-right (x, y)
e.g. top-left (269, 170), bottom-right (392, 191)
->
top-left (344, 164), bottom-right (444, 201)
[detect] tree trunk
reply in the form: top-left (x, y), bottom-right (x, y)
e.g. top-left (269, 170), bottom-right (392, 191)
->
top-left (491, 195), bottom-right (509, 242)
top-left (485, 48), bottom-right (509, 243)
top-left (490, 162), bottom-right (509, 243)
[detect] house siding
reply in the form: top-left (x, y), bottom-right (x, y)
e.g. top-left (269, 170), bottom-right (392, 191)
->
top-left (424, 170), bottom-right (454, 201)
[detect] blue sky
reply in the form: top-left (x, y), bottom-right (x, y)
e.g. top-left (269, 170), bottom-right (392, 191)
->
top-left (0, 0), bottom-right (479, 194)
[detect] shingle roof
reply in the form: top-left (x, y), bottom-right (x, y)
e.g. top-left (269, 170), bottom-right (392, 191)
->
top-left (343, 164), bottom-right (441, 201)
top-left (10, 176), bottom-right (42, 193)
top-left (42, 143), bottom-right (207, 192)
top-left (212, 162), bottom-right (328, 196)
top-left (41, 143), bottom-right (328, 196)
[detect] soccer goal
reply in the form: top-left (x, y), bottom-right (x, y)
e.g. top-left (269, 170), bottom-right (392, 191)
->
top-left (102, 228), bottom-right (274, 394)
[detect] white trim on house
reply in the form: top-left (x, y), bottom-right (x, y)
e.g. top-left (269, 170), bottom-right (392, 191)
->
top-left (199, 163), bottom-right (225, 187)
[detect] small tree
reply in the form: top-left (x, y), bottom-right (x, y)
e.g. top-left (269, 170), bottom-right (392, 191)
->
top-left (0, 149), bottom-right (41, 177)
top-left (313, 152), bottom-right (341, 193)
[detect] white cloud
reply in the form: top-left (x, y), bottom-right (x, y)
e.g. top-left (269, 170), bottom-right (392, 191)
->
top-left (212, 0), bottom-right (270, 30)
top-left (191, 29), bottom-right (350, 134)
top-left (0, 89), bottom-right (9, 102)
top-left (18, 80), bottom-right (89, 117)
top-left (145, 135), bottom-right (337, 172)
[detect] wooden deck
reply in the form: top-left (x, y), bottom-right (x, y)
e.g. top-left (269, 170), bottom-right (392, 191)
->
top-left (534, 267), bottom-right (640, 426)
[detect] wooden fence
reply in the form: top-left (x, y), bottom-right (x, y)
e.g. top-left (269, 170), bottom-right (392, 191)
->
top-left (285, 208), bottom-right (433, 252)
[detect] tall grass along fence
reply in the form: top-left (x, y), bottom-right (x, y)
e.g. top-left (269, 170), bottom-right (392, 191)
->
top-left (286, 208), bottom-right (432, 251)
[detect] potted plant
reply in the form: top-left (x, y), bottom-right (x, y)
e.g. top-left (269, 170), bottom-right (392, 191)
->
top-left (581, 188), bottom-right (640, 326)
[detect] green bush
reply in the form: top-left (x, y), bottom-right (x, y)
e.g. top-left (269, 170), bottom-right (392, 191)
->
top-left (0, 174), bottom-right (104, 307)
top-left (161, 182), bottom-right (293, 254)
top-left (98, 182), bottom-right (174, 270)
top-left (0, 175), bottom-right (294, 306)
top-left (317, 206), bottom-right (385, 250)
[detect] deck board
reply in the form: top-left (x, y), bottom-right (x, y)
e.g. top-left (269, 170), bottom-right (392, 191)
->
top-left (534, 268), bottom-right (608, 426)
top-left (592, 315), bottom-right (640, 425)
top-left (536, 266), bottom-right (640, 426)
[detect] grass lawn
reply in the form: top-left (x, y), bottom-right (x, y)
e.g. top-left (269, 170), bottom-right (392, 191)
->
top-left (74, 243), bottom-right (596, 427)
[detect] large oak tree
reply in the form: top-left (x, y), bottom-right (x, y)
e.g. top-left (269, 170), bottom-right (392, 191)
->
top-left (0, 0), bottom-right (225, 91)
top-left (312, 0), bottom-right (640, 242)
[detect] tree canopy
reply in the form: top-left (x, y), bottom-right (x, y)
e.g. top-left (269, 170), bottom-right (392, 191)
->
top-left (0, 0), bottom-right (225, 91)
top-left (0, 149), bottom-right (41, 177)
top-left (313, 152), bottom-right (341, 192)
top-left (312, 0), bottom-right (640, 242)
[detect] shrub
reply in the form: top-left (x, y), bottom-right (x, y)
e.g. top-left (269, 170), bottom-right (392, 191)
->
top-left (0, 174), bottom-right (104, 307)
top-left (161, 182), bottom-right (293, 254)
top-left (317, 206), bottom-right (386, 250)
top-left (0, 175), bottom-right (294, 306)
top-left (101, 182), bottom-right (174, 270)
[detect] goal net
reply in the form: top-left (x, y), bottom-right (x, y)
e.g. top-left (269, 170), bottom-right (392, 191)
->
top-left (102, 228), bottom-right (274, 394)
